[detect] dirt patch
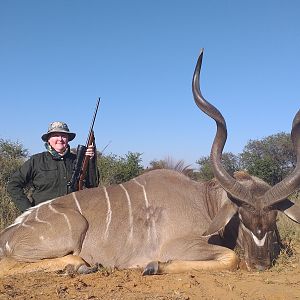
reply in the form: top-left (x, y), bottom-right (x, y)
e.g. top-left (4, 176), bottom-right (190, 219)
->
top-left (0, 247), bottom-right (299, 300)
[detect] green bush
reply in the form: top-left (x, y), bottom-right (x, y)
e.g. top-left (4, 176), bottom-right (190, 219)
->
top-left (0, 139), bottom-right (27, 229)
top-left (98, 152), bottom-right (144, 186)
top-left (240, 132), bottom-right (295, 185)
top-left (195, 152), bottom-right (240, 181)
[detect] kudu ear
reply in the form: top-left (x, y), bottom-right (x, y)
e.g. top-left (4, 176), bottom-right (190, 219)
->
top-left (202, 201), bottom-right (238, 236)
top-left (276, 199), bottom-right (300, 224)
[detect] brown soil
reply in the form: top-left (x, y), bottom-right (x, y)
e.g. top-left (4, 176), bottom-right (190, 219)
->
top-left (0, 246), bottom-right (299, 300)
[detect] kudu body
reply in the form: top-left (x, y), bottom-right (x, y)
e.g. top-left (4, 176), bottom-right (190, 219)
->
top-left (1, 49), bottom-right (300, 276)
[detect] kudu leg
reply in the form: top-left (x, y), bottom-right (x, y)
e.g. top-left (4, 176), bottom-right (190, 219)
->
top-left (143, 237), bottom-right (239, 275)
top-left (143, 252), bottom-right (238, 275)
top-left (0, 254), bottom-right (89, 277)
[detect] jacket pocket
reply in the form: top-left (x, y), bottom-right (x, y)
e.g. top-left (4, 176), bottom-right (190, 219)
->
top-left (34, 167), bottom-right (58, 189)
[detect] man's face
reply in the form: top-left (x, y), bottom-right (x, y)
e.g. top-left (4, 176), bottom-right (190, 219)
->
top-left (48, 132), bottom-right (69, 154)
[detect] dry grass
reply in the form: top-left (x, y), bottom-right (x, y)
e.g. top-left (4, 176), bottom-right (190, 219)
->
top-left (277, 193), bottom-right (300, 242)
top-left (272, 239), bottom-right (299, 271)
top-left (273, 193), bottom-right (300, 270)
top-left (0, 186), bottom-right (19, 230)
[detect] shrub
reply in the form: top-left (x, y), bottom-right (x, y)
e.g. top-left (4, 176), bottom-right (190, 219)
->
top-left (0, 139), bottom-right (27, 229)
top-left (98, 152), bottom-right (144, 186)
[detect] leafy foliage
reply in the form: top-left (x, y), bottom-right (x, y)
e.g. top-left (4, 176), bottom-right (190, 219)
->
top-left (195, 133), bottom-right (295, 186)
top-left (98, 152), bottom-right (144, 186)
top-left (195, 152), bottom-right (240, 181)
top-left (0, 138), bottom-right (28, 159)
top-left (0, 139), bottom-right (28, 228)
top-left (240, 132), bottom-right (295, 185)
top-left (0, 139), bottom-right (28, 185)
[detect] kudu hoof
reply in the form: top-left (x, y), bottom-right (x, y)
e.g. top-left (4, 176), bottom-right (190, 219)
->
top-left (77, 263), bottom-right (100, 274)
top-left (142, 261), bottom-right (159, 276)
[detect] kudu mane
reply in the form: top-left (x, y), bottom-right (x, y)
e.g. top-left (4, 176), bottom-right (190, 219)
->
top-left (145, 158), bottom-right (194, 177)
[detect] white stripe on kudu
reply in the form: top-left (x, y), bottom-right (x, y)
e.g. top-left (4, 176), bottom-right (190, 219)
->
top-left (103, 186), bottom-right (112, 240)
top-left (21, 213), bottom-right (35, 230)
top-left (13, 210), bottom-right (32, 227)
top-left (13, 198), bottom-right (56, 227)
top-left (5, 241), bottom-right (11, 253)
top-left (120, 184), bottom-right (134, 240)
top-left (49, 203), bottom-right (72, 231)
top-left (72, 192), bottom-right (83, 215)
top-left (133, 179), bottom-right (149, 207)
top-left (133, 178), bottom-right (152, 242)
top-left (35, 207), bottom-right (52, 228)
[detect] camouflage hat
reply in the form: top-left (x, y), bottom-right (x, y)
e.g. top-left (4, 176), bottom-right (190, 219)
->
top-left (41, 121), bottom-right (76, 142)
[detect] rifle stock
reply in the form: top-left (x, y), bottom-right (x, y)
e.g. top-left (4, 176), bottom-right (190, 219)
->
top-left (68, 145), bottom-right (87, 192)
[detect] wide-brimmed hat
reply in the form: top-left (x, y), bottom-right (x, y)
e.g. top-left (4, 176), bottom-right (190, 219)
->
top-left (41, 121), bottom-right (76, 142)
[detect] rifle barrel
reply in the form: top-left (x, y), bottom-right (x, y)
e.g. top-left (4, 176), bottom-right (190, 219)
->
top-left (86, 97), bottom-right (100, 146)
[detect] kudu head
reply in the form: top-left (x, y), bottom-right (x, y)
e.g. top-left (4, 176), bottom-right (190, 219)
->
top-left (192, 49), bottom-right (300, 270)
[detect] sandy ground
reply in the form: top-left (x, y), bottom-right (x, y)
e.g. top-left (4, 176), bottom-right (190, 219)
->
top-left (0, 246), bottom-right (299, 300)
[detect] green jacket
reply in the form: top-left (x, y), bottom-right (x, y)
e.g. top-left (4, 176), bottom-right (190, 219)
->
top-left (7, 150), bottom-right (99, 212)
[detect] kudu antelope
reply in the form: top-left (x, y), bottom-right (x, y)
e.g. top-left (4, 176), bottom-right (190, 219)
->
top-left (1, 50), bottom-right (300, 276)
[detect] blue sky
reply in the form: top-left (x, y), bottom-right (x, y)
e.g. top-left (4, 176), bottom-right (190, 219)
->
top-left (1, 0), bottom-right (299, 167)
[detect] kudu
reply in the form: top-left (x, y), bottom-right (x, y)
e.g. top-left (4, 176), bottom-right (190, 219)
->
top-left (1, 49), bottom-right (300, 276)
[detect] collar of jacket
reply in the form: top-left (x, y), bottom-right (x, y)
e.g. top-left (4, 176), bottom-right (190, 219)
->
top-left (45, 143), bottom-right (71, 160)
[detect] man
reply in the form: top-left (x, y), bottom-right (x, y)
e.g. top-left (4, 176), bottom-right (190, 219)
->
top-left (7, 121), bottom-right (99, 213)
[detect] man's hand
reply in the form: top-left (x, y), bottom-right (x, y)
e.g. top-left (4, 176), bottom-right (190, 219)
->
top-left (85, 144), bottom-right (95, 159)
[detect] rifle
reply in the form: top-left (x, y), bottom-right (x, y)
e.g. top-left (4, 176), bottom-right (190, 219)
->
top-left (68, 98), bottom-right (100, 193)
